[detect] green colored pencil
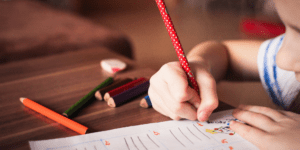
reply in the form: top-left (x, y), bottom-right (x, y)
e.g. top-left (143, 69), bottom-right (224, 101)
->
top-left (63, 77), bottom-right (114, 117)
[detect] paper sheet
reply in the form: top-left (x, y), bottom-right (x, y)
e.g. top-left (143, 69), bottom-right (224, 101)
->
top-left (29, 110), bottom-right (258, 150)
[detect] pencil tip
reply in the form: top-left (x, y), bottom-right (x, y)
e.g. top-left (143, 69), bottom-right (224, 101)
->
top-left (62, 113), bottom-right (68, 117)
top-left (107, 98), bottom-right (116, 107)
top-left (94, 91), bottom-right (102, 101)
top-left (140, 99), bottom-right (147, 108)
top-left (104, 93), bottom-right (110, 102)
top-left (20, 97), bottom-right (26, 103)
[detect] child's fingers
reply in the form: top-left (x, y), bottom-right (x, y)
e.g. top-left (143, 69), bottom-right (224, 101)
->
top-left (196, 71), bottom-right (218, 122)
top-left (232, 108), bottom-right (278, 132)
top-left (168, 100), bottom-right (198, 120)
top-left (158, 62), bottom-right (200, 120)
top-left (161, 62), bottom-right (193, 103)
top-left (238, 105), bottom-right (286, 122)
top-left (278, 110), bottom-right (300, 121)
top-left (149, 78), bottom-right (197, 120)
top-left (186, 86), bottom-right (201, 109)
top-left (230, 120), bottom-right (267, 148)
top-left (167, 85), bottom-right (200, 120)
top-left (161, 86), bottom-right (197, 120)
top-left (148, 88), bottom-right (174, 119)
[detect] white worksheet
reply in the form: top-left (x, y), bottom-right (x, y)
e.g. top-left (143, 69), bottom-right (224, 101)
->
top-left (29, 110), bottom-right (258, 150)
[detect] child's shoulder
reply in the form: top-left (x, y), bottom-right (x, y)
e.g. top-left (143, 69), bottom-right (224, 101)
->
top-left (259, 34), bottom-right (285, 54)
top-left (257, 34), bottom-right (285, 67)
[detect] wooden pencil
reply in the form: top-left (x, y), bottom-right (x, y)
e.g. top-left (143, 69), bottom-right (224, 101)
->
top-left (155, 0), bottom-right (200, 94)
top-left (140, 95), bottom-right (152, 108)
top-left (20, 97), bottom-right (88, 135)
top-left (63, 77), bottom-right (114, 117)
top-left (107, 81), bottom-right (150, 107)
top-left (94, 78), bottom-right (133, 101)
top-left (103, 77), bottom-right (147, 101)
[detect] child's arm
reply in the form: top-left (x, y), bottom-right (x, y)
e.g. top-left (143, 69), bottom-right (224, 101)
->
top-left (230, 105), bottom-right (300, 150)
top-left (149, 40), bottom-right (263, 121)
top-left (187, 40), bottom-right (263, 82)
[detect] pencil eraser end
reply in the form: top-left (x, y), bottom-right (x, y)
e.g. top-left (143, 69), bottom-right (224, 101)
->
top-left (100, 59), bottom-right (127, 74)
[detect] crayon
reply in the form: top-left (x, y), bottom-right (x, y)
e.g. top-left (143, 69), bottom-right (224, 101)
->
top-left (63, 77), bottom-right (114, 117)
top-left (94, 78), bottom-right (133, 101)
top-left (20, 97), bottom-right (88, 135)
top-left (107, 81), bottom-right (150, 107)
top-left (103, 77), bottom-right (147, 101)
top-left (140, 95), bottom-right (152, 108)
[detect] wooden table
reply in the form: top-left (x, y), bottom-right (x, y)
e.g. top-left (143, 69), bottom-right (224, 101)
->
top-left (0, 47), bottom-right (233, 150)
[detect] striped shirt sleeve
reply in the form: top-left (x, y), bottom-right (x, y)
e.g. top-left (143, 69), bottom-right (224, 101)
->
top-left (257, 34), bottom-right (300, 111)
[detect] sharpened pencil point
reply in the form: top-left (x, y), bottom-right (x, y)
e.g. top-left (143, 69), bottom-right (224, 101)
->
top-left (140, 99), bottom-right (147, 108)
top-left (103, 93), bottom-right (110, 102)
top-left (20, 97), bottom-right (26, 103)
top-left (62, 113), bottom-right (68, 117)
top-left (94, 91), bottom-right (102, 101)
top-left (140, 95), bottom-right (151, 108)
top-left (107, 98), bottom-right (116, 107)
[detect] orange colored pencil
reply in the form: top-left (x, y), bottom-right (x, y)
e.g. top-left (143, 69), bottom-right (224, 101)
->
top-left (20, 97), bottom-right (88, 135)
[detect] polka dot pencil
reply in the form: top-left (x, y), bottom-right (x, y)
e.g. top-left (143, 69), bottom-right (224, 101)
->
top-left (103, 77), bottom-right (147, 101)
top-left (155, 0), bottom-right (200, 94)
top-left (107, 81), bottom-right (150, 107)
top-left (94, 78), bottom-right (133, 101)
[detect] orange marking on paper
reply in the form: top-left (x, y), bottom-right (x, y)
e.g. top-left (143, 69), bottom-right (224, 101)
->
top-left (221, 139), bottom-right (228, 144)
top-left (153, 131), bottom-right (160, 135)
top-left (229, 146), bottom-right (234, 150)
top-left (197, 123), bottom-right (203, 126)
top-left (105, 140), bottom-right (110, 146)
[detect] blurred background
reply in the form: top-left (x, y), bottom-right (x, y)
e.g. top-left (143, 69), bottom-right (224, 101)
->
top-left (1, 0), bottom-right (283, 69)
top-left (40, 0), bottom-right (282, 70)
top-left (1, 0), bottom-right (284, 108)
top-left (72, 0), bottom-right (281, 70)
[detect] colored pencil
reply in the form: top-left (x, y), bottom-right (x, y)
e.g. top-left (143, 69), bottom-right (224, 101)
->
top-left (107, 81), bottom-right (150, 107)
top-left (140, 95), bottom-right (152, 108)
top-left (155, 0), bottom-right (200, 94)
top-left (63, 77), bottom-right (114, 117)
top-left (20, 97), bottom-right (88, 135)
top-left (103, 77), bottom-right (147, 101)
top-left (94, 78), bottom-right (133, 101)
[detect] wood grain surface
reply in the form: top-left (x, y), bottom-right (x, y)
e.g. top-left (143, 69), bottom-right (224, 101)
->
top-left (0, 47), bottom-right (233, 150)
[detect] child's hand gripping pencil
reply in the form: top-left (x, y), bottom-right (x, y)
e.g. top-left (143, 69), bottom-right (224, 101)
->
top-left (146, 0), bottom-right (218, 121)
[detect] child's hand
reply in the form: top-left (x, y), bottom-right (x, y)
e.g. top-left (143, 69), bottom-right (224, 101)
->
top-left (148, 61), bottom-right (218, 121)
top-left (230, 105), bottom-right (300, 150)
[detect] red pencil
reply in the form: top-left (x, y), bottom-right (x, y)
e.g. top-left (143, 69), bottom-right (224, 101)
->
top-left (103, 77), bottom-right (147, 101)
top-left (107, 81), bottom-right (150, 107)
top-left (155, 0), bottom-right (200, 94)
top-left (94, 78), bottom-right (133, 101)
